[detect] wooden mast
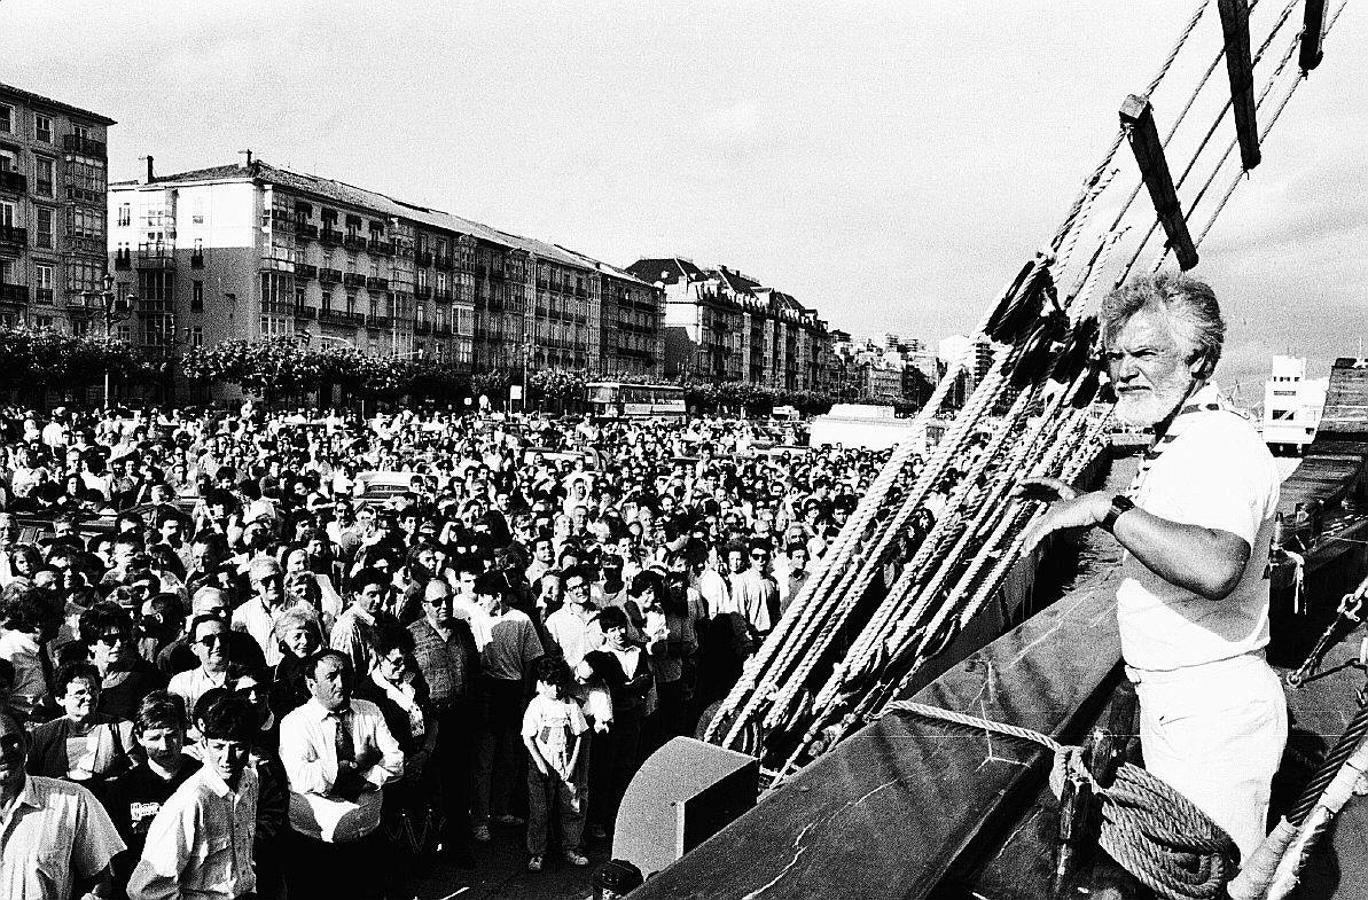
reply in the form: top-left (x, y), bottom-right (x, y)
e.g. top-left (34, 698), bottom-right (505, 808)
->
top-left (1119, 95), bottom-right (1199, 270)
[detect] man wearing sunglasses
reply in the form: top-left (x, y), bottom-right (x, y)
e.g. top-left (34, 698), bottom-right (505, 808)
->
top-left (168, 616), bottom-right (232, 715)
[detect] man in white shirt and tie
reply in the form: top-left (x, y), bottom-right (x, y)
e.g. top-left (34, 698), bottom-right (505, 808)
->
top-left (278, 649), bottom-right (403, 900)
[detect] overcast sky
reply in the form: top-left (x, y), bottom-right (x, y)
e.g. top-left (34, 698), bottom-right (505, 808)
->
top-left (4, 0), bottom-right (1363, 396)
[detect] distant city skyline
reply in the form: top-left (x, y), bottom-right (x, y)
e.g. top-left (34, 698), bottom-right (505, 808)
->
top-left (3, 0), bottom-right (1363, 391)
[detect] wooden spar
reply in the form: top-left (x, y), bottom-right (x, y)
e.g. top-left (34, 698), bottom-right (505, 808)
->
top-left (1217, 0), bottom-right (1261, 170)
top-left (1119, 95), bottom-right (1199, 270)
top-left (1301, 0), bottom-right (1328, 71)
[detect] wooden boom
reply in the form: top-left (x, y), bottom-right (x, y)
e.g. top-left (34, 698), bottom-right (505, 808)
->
top-left (1119, 95), bottom-right (1199, 270)
top-left (1218, 0), bottom-right (1262, 170)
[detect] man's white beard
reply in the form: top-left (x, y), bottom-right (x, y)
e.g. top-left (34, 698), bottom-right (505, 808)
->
top-left (1113, 383), bottom-right (1190, 427)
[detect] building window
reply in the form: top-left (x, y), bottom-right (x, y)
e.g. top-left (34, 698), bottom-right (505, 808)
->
top-left (64, 156), bottom-right (106, 195)
top-left (72, 123), bottom-right (90, 140)
top-left (35, 158), bottom-right (54, 197)
top-left (0, 149), bottom-right (16, 173)
top-left (321, 291), bottom-right (333, 313)
top-left (191, 280), bottom-right (204, 311)
top-left (192, 198), bottom-right (205, 224)
top-left (36, 208), bottom-right (54, 249)
top-left (260, 316), bottom-right (290, 339)
top-left (35, 264), bottom-right (53, 294)
top-left (68, 206), bottom-right (104, 242)
top-left (191, 326), bottom-right (203, 348)
top-left (36, 315), bottom-right (54, 329)
top-left (66, 259), bottom-right (103, 294)
top-left (0, 105), bottom-right (10, 133)
top-left (117, 204), bottom-right (131, 227)
top-left (34, 115), bottom-right (52, 144)
top-left (116, 324), bottom-right (131, 342)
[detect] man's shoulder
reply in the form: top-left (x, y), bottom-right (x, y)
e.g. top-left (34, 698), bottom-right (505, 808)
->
top-left (349, 697), bottom-right (384, 718)
top-left (27, 773), bottom-right (102, 806)
top-left (279, 699), bottom-right (319, 729)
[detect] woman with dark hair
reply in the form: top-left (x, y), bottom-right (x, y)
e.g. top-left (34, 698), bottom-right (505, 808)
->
top-left (27, 661), bottom-right (136, 797)
top-left (80, 601), bottom-right (167, 720)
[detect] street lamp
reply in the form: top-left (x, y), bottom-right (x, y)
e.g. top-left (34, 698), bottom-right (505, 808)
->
top-left (82, 273), bottom-right (138, 408)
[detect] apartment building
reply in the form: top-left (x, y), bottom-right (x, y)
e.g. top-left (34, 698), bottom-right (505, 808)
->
top-left (626, 257), bottom-right (830, 390)
top-left (108, 156), bottom-right (665, 386)
top-left (0, 83), bottom-right (115, 330)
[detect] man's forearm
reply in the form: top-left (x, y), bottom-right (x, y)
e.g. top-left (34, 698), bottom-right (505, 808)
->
top-left (1110, 504), bottom-right (1250, 601)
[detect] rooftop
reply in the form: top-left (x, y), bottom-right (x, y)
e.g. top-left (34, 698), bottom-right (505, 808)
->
top-left (0, 82), bottom-right (117, 126)
top-left (113, 157), bottom-right (647, 282)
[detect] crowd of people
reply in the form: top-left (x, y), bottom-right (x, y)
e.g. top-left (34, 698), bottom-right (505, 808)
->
top-left (0, 399), bottom-right (892, 899)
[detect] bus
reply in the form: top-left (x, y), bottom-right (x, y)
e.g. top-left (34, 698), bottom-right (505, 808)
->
top-left (585, 381), bottom-right (687, 419)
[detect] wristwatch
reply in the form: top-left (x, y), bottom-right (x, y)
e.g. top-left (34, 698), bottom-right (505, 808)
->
top-left (1101, 494), bottom-right (1135, 533)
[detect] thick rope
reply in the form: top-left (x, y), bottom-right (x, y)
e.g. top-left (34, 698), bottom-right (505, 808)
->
top-left (882, 701), bottom-right (1240, 900)
top-left (1288, 697), bottom-right (1368, 825)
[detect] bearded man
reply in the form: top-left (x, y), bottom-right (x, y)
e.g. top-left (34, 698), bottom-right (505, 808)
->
top-left (1022, 272), bottom-right (1285, 863)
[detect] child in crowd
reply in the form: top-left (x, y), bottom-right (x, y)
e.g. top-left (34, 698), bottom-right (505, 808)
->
top-left (522, 656), bottom-right (589, 872)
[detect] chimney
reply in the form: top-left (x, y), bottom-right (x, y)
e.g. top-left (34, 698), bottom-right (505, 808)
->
top-left (138, 155), bottom-right (155, 185)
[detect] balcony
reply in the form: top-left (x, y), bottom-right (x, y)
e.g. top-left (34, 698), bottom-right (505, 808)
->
top-left (368, 238), bottom-right (394, 255)
top-left (293, 305), bottom-right (317, 320)
top-left (319, 227), bottom-right (343, 246)
top-left (292, 263), bottom-right (316, 281)
top-left (270, 210), bottom-right (294, 231)
top-left (0, 284), bottom-right (27, 304)
top-left (319, 267), bottom-right (343, 285)
top-left (319, 308), bottom-right (364, 326)
top-left (0, 225), bottom-right (28, 248)
top-left (342, 233), bottom-right (367, 251)
top-left (365, 276), bottom-right (388, 291)
top-left (414, 249), bottom-right (433, 268)
top-left (342, 273), bottom-right (366, 288)
top-left (365, 314), bottom-right (392, 329)
top-left (63, 134), bottom-right (106, 157)
top-left (296, 222), bottom-right (318, 241)
top-left (136, 244), bottom-right (176, 269)
top-left (35, 288), bottom-right (54, 304)
top-left (66, 184), bottom-right (102, 204)
top-left (0, 171), bottom-right (26, 194)
top-left (415, 285), bottom-right (433, 300)
top-left (260, 255), bottom-right (295, 273)
top-left (434, 254), bottom-right (454, 271)
top-left (435, 289), bottom-right (454, 303)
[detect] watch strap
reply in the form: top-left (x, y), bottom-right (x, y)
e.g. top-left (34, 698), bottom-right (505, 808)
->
top-left (1101, 494), bottom-right (1135, 533)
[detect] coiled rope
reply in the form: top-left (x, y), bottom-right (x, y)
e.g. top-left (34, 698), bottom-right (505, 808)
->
top-left (881, 700), bottom-right (1240, 900)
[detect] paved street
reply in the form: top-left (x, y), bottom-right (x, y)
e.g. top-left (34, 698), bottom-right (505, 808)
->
top-left (406, 823), bottom-right (610, 900)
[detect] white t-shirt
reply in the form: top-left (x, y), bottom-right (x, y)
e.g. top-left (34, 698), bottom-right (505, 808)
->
top-left (521, 694), bottom-right (588, 774)
top-left (1117, 387), bottom-right (1280, 671)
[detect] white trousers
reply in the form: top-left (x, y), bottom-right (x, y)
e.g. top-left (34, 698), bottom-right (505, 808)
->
top-left (1128, 652), bottom-right (1288, 863)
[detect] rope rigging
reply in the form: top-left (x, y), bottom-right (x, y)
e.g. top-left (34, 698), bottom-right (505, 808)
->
top-left (880, 701), bottom-right (1240, 900)
top-left (704, 0), bottom-right (1357, 808)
